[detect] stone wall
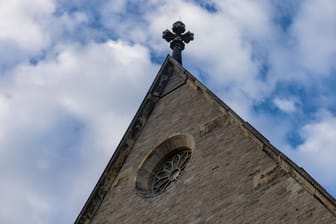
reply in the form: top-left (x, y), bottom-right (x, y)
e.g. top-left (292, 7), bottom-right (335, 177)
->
top-left (90, 76), bottom-right (336, 224)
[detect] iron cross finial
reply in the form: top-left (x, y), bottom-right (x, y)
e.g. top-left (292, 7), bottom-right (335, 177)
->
top-left (162, 21), bottom-right (194, 65)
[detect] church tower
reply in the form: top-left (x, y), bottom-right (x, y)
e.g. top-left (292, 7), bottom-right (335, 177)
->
top-left (75, 22), bottom-right (336, 224)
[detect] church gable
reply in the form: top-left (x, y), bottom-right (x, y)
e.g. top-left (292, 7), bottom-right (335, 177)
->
top-left (76, 56), bottom-right (336, 224)
top-left (75, 56), bottom-right (192, 223)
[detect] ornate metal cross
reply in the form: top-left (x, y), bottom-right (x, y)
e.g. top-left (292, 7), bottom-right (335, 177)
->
top-left (162, 21), bottom-right (194, 65)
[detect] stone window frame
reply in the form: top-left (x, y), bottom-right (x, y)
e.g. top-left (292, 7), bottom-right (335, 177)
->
top-left (135, 133), bottom-right (195, 198)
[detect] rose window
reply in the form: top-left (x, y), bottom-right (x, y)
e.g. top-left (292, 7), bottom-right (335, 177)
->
top-left (152, 150), bottom-right (191, 195)
top-left (135, 134), bottom-right (194, 198)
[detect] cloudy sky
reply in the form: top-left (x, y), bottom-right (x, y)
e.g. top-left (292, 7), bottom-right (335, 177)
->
top-left (0, 0), bottom-right (335, 223)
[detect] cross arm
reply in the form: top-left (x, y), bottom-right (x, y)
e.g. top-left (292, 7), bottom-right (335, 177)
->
top-left (162, 30), bottom-right (175, 42)
top-left (181, 31), bottom-right (194, 43)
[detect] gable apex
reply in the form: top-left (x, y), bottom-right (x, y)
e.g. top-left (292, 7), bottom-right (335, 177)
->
top-left (75, 56), bottom-right (336, 223)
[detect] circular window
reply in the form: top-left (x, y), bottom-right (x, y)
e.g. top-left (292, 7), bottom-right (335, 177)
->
top-left (152, 148), bottom-right (191, 195)
top-left (135, 134), bottom-right (194, 197)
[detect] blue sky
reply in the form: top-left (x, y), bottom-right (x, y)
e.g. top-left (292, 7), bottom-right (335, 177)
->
top-left (0, 0), bottom-right (335, 223)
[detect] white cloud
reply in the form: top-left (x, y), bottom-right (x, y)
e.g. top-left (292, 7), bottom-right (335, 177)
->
top-left (0, 0), bottom-right (94, 70)
top-left (286, 111), bottom-right (336, 194)
top-left (298, 111), bottom-right (336, 154)
top-left (0, 0), bottom-right (54, 51)
top-left (0, 181), bottom-right (51, 224)
top-left (291, 0), bottom-right (336, 75)
top-left (273, 97), bottom-right (297, 113)
top-left (0, 40), bottom-right (157, 223)
top-left (267, 0), bottom-right (336, 86)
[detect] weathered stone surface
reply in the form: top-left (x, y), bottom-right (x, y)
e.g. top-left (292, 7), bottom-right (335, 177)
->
top-left (89, 72), bottom-right (336, 224)
top-left (161, 67), bottom-right (186, 96)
